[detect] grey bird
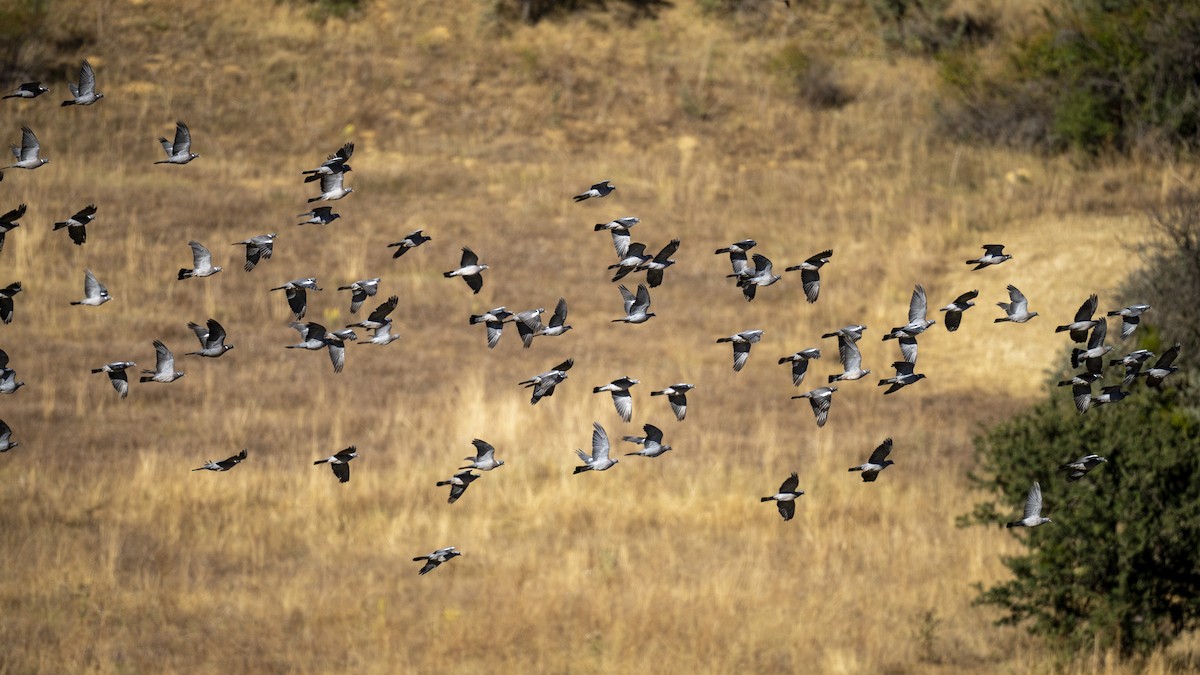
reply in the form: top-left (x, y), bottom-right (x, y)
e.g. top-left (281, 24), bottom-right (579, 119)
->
top-left (469, 307), bottom-right (514, 349)
top-left (612, 283), bottom-right (656, 324)
top-left (0, 203), bottom-right (26, 254)
top-left (878, 361), bottom-right (926, 394)
top-left (286, 322), bottom-right (329, 350)
top-left (1138, 343), bottom-right (1180, 388)
top-left (573, 422), bottom-right (618, 473)
top-left (882, 285), bottom-right (935, 363)
top-left (966, 244), bottom-right (1011, 270)
top-left (0, 366), bottom-right (22, 394)
top-left (1060, 454), bottom-right (1107, 482)
top-left (784, 249), bottom-right (832, 303)
top-left (360, 318), bottom-right (400, 346)
top-left (413, 547), bottom-right (461, 575)
top-left (995, 285), bottom-right (1039, 323)
top-left (186, 319), bottom-right (234, 357)
top-left (1107, 304), bottom-right (1151, 340)
top-left (761, 472), bottom-right (803, 521)
top-left (1057, 371), bottom-right (1102, 414)
top-left (574, 180), bottom-right (615, 202)
top-left (939, 289), bottom-right (978, 332)
top-left (1091, 385), bottom-right (1129, 408)
top-left (436, 470), bottom-right (479, 504)
top-left (715, 239), bottom-right (757, 276)
top-left (0, 419), bottom-right (17, 452)
top-left (307, 170), bottom-right (353, 202)
top-left (301, 142), bottom-right (353, 181)
top-left (53, 204), bottom-right (97, 246)
top-left (140, 340), bottom-right (184, 383)
top-left (1006, 481), bottom-right (1051, 528)
top-left (779, 348), bottom-right (821, 387)
top-left (337, 277), bottom-right (380, 314)
top-left (313, 446), bottom-right (357, 483)
top-left (193, 449), bottom-right (248, 472)
top-left (323, 328), bottom-right (358, 373)
top-left (717, 329), bottom-right (764, 372)
top-left (0, 282), bottom-right (22, 324)
top-left (1070, 320), bottom-right (1112, 375)
top-left (623, 423), bottom-right (672, 457)
top-left (534, 297), bottom-right (573, 340)
top-left (91, 361), bottom-right (136, 398)
top-left (70, 268), bottom-right (110, 306)
top-left (520, 358), bottom-right (573, 405)
top-left (61, 60), bottom-right (103, 106)
top-left (593, 376), bottom-right (639, 423)
top-left (608, 242), bottom-right (651, 283)
top-left (461, 439), bottom-right (505, 471)
top-left (595, 217), bottom-right (639, 258)
top-left (1110, 349), bottom-right (1155, 386)
top-left (6, 126), bottom-right (46, 169)
top-left (651, 383), bottom-right (694, 421)
top-left (792, 386), bottom-right (838, 427)
top-left (388, 229), bottom-right (431, 258)
top-left (3, 82), bottom-right (49, 99)
top-left (231, 233), bottom-right (276, 272)
top-left (849, 438), bottom-right (895, 482)
top-left (514, 307), bottom-right (546, 348)
top-left (444, 247), bottom-right (488, 294)
top-left (177, 241), bottom-right (222, 279)
top-left (348, 295), bottom-right (399, 331)
top-left (828, 336), bottom-right (870, 383)
top-left (638, 239), bottom-right (680, 288)
top-left (154, 121), bottom-right (199, 164)
top-left (296, 206), bottom-right (341, 226)
top-left (821, 324), bottom-right (866, 342)
top-left (271, 278), bottom-right (322, 320)
top-left (1055, 295), bottom-right (1100, 342)
top-left (729, 253), bottom-right (781, 301)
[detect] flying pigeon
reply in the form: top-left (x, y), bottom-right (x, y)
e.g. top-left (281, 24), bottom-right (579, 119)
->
top-left (469, 307), bottom-right (514, 349)
top-left (0, 203), bottom-right (25, 253)
top-left (783, 249), bottom-right (832, 303)
top-left (1107, 304), bottom-right (1151, 340)
top-left (994, 285), bottom-right (1039, 323)
top-left (0, 366), bottom-right (22, 394)
top-left (821, 324), bottom-right (866, 342)
top-left (296, 206), bottom-right (341, 226)
top-left (460, 439), bottom-right (505, 471)
top-left (6, 126), bottom-right (46, 170)
top-left (878, 361), bottom-right (926, 395)
top-left (1138, 343), bottom-right (1180, 388)
top-left (1056, 371), bottom-right (1101, 414)
top-left (514, 307), bottom-right (546, 348)
top-left (286, 322), bottom-right (330, 350)
top-left (715, 239), bottom-right (757, 276)
top-left (186, 319), bottom-right (234, 357)
top-left (534, 297), bottom-right (573, 340)
top-left (177, 241), bottom-right (222, 279)
top-left (1006, 481), bottom-right (1051, 528)
top-left (193, 449), bottom-right (248, 472)
top-left (1059, 454), bottom-right (1106, 482)
top-left (91, 361), bottom-right (136, 398)
top-left (140, 340), bottom-right (184, 383)
top-left (154, 121), bottom-right (199, 164)
top-left (828, 336), bottom-right (870, 383)
top-left (938, 289), bottom-right (978, 332)
top-left (1070, 320), bottom-right (1112, 374)
top-left (761, 472), bottom-right (803, 521)
top-left (436, 471), bottom-right (480, 504)
top-left (388, 229), bottom-right (431, 258)
top-left (573, 422), bottom-right (618, 473)
top-left (270, 278), bottom-right (322, 321)
top-left (61, 60), bottom-right (103, 106)
top-left (70, 268), bottom-right (111, 306)
top-left (53, 204), bottom-right (97, 246)
top-left (792, 386), bottom-right (838, 427)
top-left (0, 419), bottom-right (17, 452)
top-left (348, 295), bottom-right (399, 331)
top-left (622, 424), bottom-right (672, 458)
top-left (728, 253), bottom-right (781, 301)
top-left (231, 233), bottom-right (276, 272)
top-left (413, 547), bottom-right (461, 575)
top-left (0, 282), bottom-right (21, 324)
top-left (1055, 295), bottom-right (1100, 343)
top-left (650, 383), bottom-right (694, 421)
top-left (612, 284), bottom-right (656, 324)
top-left (573, 180), bottom-right (615, 202)
top-left (638, 239), bottom-right (680, 288)
top-left (882, 285), bottom-right (935, 363)
top-left (3, 82), bottom-right (49, 99)
top-left (301, 142), bottom-right (353, 181)
top-left (307, 170), bottom-right (353, 202)
top-left (595, 217), bottom-right (639, 258)
top-left (520, 358), bottom-right (573, 405)
top-left (716, 329), bottom-right (764, 372)
top-left (778, 348), bottom-right (821, 387)
top-left (608, 242), bottom-right (651, 283)
top-left (444, 247), bottom-right (488, 294)
top-left (313, 446), bottom-right (357, 483)
top-left (1110, 349), bottom-right (1154, 386)
top-left (592, 376), bottom-right (639, 423)
top-left (323, 328), bottom-right (358, 373)
top-left (360, 319), bottom-right (400, 346)
top-left (966, 244), bottom-right (1011, 270)
top-left (848, 438), bottom-right (895, 482)
top-left (1090, 385), bottom-right (1129, 409)
top-left (337, 277), bottom-right (380, 314)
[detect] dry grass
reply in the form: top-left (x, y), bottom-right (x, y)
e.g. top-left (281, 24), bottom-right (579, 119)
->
top-left (0, 1), bottom-right (1195, 673)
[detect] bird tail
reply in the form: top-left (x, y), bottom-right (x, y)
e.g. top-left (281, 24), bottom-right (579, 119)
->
top-left (306, 195), bottom-right (321, 203)
top-left (592, 386), bottom-right (605, 393)
top-left (69, 300), bottom-right (83, 306)
top-left (139, 375), bottom-right (154, 382)
top-left (1106, 310), bottom-right (1121, 316)
top-left (52, 222), bottom-right (67, 230)
top-left (337, 285), bottom-right (352, 290)
top-left (313, 459), bottom-right (329, 465)
top-left (178, 269), bottom-right (193, 280)
top-left (1005, 522), bottom-right (1018, 529)
top-left (573, 195), bottom-right (589, 202)
top-left (848, 467), bottom-right (862, 472)
top-left (442, 271), bottom-right (455, 278)
top-left (90, 368), bottom-right (104, 373)
top-left (303, 174), bottom-right (321, 183)
top-left (594, 223), bottom-right (608, 231)
top-left (759, 497), bottom-right (773, 502)
top-left (573, 465), bottom-right (591, 474)
top-left (1054, 325), bottom-right (1070, 333)
top-left (993, 317), bottom-right (1010, 323)
top-left (650, 390), bottom-right (665, 396)
top-left (435, 480), bottom-right (451, 486)
top-left (715, 337), bottom-right (732, 343)
top-left (60, 100), bottom-right (75, 107)
top-left (828, 374), bottom-right (839, 383)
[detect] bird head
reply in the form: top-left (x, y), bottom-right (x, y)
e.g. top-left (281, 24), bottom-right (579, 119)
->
top-left (496, 460), bottom-right (506, 467)
top-left (661, 445), bottom-right (673, 453)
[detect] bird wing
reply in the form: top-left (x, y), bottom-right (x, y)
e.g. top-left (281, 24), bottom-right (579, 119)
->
top-left (173, 121), bottom-right (191, 155)
top-left (644, 424), bottom-right (663, 444)
top-left (800, 268), bottom-right (821, 303)
top-left (982, 244), bottom-right (1004, 255)
top-left (189, 241), bottom-right (212, 270)
top-left (898, 336), bottom-right (919, 364)
top-left (811, 392), bottom-right (832, 426)
top-left (286, 288), bottom-right (307, 319)
top-left (472, 439), bottom-right (495, 462)
top-left (612, 391), bottom-right (633, 422)
top-left (633, 284), bottom-right (651, 313)
top-left (207, 319), bottom-right (227, 346)
top-left (19, 127), bottom-right (38, 162)
top-left (367, 296), bottom-right (399, 324)
top-left (331, 462), bottom-right (350, 483)
top-left (464, 273), bottom-right (483, 294)
top-left (1074, 294), bottom-right (1098, 323)
top-left (1156, 343), bottom-right (1181, 369)
top-left (909, 285), bottom-right (928, 323)
top-left (867, 438), bottom-right (893, 465)
top-left (655, 239), bottom-right (681, 262)
top-left (944, 309), bottom-right (963, 332)
top-left (154, 340), bottom-right (174, 374)
top-left (618, 285), bottom-right (635, 314)
top-left (110, 370), bottom-right (129, 398)
top-left (83, 269), bottom-right (101, 298)
top-left (188, 321), bottom-right (210, 344)
top-left (668, 393), bottom-right (687, 420)
top-left (610, 228), bottom-right (631, 258)
top-left (591, 422), bottom-right (610, 461)
top-left (549, 297), bottom-right (568, 327)
top-left (732, 341), bottom-right (753, 372)
top-left (1087, 319), bottom-right (1107, 349)
top-left (778, 500), bottom-right (796, 521)
top-left (789, 359), bottom-right (809, 386)
top-left (839, 337), bottom-right (862, 371)
top-left (79, 60), bottom-right (96, 95)
top-left (779, 472), bottom-right (799, 493)
top-left (954, 289), bottom-right (979, 305)
top-left (1023, 481), bottom-right (1042, 519)
top-left (319, 171), bottom-right (344, 193)
top-left (752, 253), bottom-right (772, 275)
top-left (460, 247), bottom-right (479, 267)
top-left (1008, 285), bottom-right (1028, 313)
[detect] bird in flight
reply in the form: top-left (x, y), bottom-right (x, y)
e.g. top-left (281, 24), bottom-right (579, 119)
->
top-left (154, 121), bottom-right (199, 164)
top-left (313, 446), bottom-right (358, 483)
top-left (761, 472), bottom-right (803, 521)
top-left (193, 449), bottom-right (248, 472)
top-left (574, 180), bottom-right (615, 202)
top-left (61, 60), bottom-right (103, 106)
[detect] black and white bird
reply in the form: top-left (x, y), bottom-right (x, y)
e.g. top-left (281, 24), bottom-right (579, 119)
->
top-left (323, 329), bottom-right (358, 373)
top-left (91, 361), bottom-right (136, 398)
top-left (882, 285), bottom-right (935, 363)
top-left (313, 446), bottom-right (357, 483)
top-left (728, 253), bottom-right (781, 301)
top-left (1055, 294), bottom-right (1100, 343)
top-left (70, 268), bottom-right (111, 306)
top-left (608, 242), bottom-right (651, 283)
top-left (520, 358), bottom-right (573, 405)
top-left (271, 278), bottom-right (322, 321)
top-left (413, 547), bottom-right (461, 575)
top-left (1138, 343), bottom-right (1180, 388)
top-left (651, 383), bottom-right (694, 421)
top-left (1091, 385), bottom-right (1129, 408)
top-left (514, 307), bottom-right (546, 348)
top-left (387, 229), bottom-right (432, 258)
top-left (593, 376), bottom-right (639, 423)
top-left (231, 233), bottom-right (276, 272)
top-left (1059, 454), bottom-right (1107, 482)
top-left (0, 366), bottom-right (22, 394)
top-left (307, 170), bottom-right (353, 202)
top-left (995, 285), bottom-right (1039, 323)
top-left (0, 282), bottom-right (21, 324)
top-left (6, 126), bottom-right (46, 170)
top-left (638, 239), bottom-right (680, 288)
top-left (534, 297), bottom-right (573, 340)
top-left (573, 422), bottom-right (618, 473)
top-left (286, 322), bottom-right (330, 350)
top-left (1107, 304), bottom-right (1151, 340)
top-left (140, 341), bottom-right (184, 383)
top-left (444, 247), bottom-right (488, 294)
top-left (792, 386), bottom-right (837, 427)
top-left (0, 419), bottom-right (17, 452)
top-left (714, 239), bottom-right (757, 276)
top-left (822, 324), bottom-right (867, 342)
top-left (186, 319), bottom-right (234, 357)
top-left (348, 295), bottom-right (399, 331)
top-left (849, 438), bottom-right (895, 482)
top-left (61, 60), bottom-right (103, 106)
top-left (3, 82), bottom-right (49, 99)
top-left (0, 203), bottom-right (25, 253)
top-left (1057, 371), bottom-right (1101, 414)
top-left (966, 244), bottom-right (1011, 270)
top-left (468, 307), bottom-right (514, 349)
top-left (436, 471), bottom-right (479, 504)
top-left (296, 206), bottom-right (341, 226)
top-left (939, 290), bottom-right (978, 332)
top-left (337, 277), bottom-right (380, 314)
top-left (878, 361), bottom-right (926, 395)
top-left (193, 449), bottom-right (248, 472)
top-left (716, 329), bottom-right (764, 372)
top-left (574, 180), bottom-right (615, 202)
top-left (761, 472), bottom-right (803, 521)
top-left (784, 249), bottom-right (833, 303)
top-left (595, 217), bottom-right (640, 258)
top-left (360, 319), bottom-right (400, 346)
top-left (154, 121), bottom-right (199, 164)
top-left (460, 439), bottom-right (505, 471)
top-left (622, 424), bottom-right (672, 458)
top-left (1110, 349), bottom-right (1155, 386)
top-left (1006, 481), bottom-right (1051, 528)
top-left (302, 142), bottom-right (353, 181)
top-left (612, 283), bottom-right (656, 324)
top-left (1070, 320), bottom-right (1112, 375)
top-left (177, 241), bottom-right (222, 279)
top-left (778, 348), bottom-right (821, 387)
top-left (53, 204), bottom-right (97, 246)
top-left (828, 336), bottom-right (870, 383)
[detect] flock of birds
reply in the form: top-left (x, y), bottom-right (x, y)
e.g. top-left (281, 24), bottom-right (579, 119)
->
top-left (0, 59), bottom-right (1183, 574)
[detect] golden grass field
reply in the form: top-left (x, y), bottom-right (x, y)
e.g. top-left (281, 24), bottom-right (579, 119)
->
top-left (1, 0), bottom-right (1197, 672)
